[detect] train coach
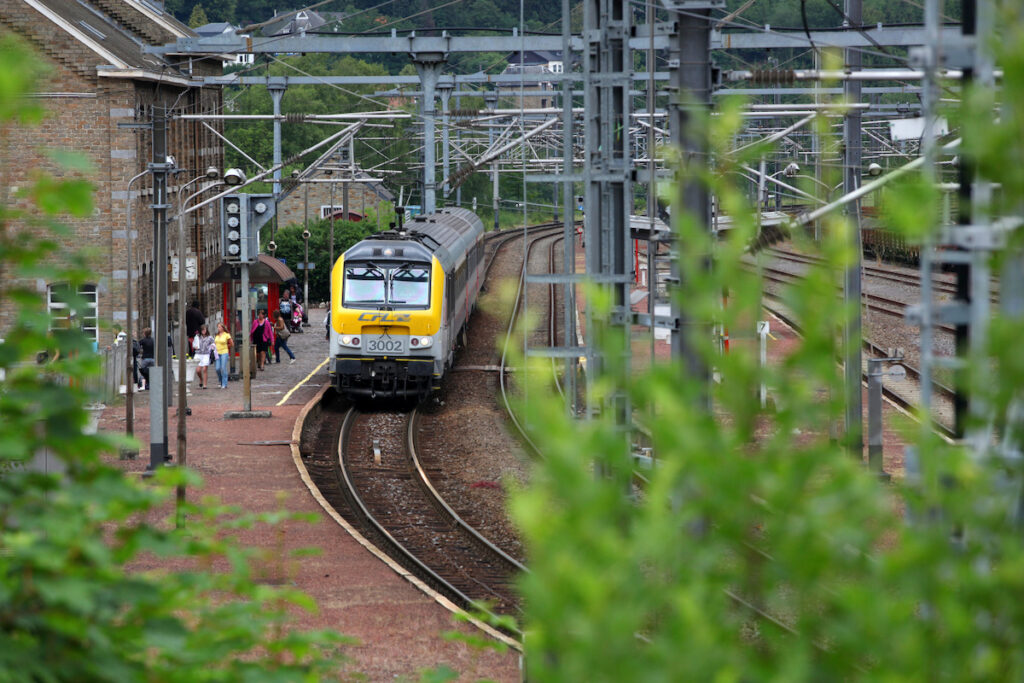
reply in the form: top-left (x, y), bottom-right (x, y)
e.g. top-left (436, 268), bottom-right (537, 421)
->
top-left (328, 207), bottom-right (485, 400)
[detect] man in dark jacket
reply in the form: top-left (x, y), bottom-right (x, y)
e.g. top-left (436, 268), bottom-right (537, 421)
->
top-left (137, 328), bottom-right (174, 390)
top-left (185, 301), bottom-right (205, 357)
top-left (138, 328), bottom-right (155, 390)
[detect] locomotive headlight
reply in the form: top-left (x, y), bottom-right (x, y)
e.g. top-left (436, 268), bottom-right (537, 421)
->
top-left (341, 335), bottom-right (360, 348)
top-left (411, 336), bottom-right (433, 348)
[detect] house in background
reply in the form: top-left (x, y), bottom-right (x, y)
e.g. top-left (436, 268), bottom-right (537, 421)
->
top-left (0, 0), bottom-right (226, 344)
top-left (501, 49), bottom-right (564, 108)
top-left (194, 21), bottom-right (252, 65)
top-left (276, 140), bottom-right (394, 232)
top-left (263, 9), bottom-right (327, 36)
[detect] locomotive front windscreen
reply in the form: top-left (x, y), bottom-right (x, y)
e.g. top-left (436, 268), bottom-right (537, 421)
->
top-left (344, 262), bottom-right (431, 309)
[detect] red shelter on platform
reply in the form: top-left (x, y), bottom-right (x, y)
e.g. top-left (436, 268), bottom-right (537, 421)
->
top-left (207, 254), bottom-right (298, 342)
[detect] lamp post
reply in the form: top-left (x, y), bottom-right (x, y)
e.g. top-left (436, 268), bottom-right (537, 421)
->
top-left (303, 177), bottom-right (310, 309)
top-left (173, 168), bottom-right (219, 500)
top-left (326, 167), bottom-right (334, 268)
top-left (302, 226), bottom-right (310, 311)
top-left (170, 168), bottom-right (244, 518)
top-left (122, 169), bottom-right (149, 458)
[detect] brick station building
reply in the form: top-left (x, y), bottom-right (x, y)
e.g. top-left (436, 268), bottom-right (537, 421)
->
top-left (0, 0), bottom-right (225, 345)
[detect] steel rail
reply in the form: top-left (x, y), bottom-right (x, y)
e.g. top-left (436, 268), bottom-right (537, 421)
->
top-left (498, 227), bottom-right (565, 458)
top-left (337, 407), bottom-right (524, 640)
top-left (407, 407), bottom-right (528, 577)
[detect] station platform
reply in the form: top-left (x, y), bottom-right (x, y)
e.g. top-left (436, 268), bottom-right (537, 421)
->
top-left (96, 308), bottom-right (522, 682)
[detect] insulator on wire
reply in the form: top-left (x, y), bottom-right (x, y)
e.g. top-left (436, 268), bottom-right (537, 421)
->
top-left (285, 112), bottom-right (306, 123)
top-left (750, 69), bottom-right (797, 85)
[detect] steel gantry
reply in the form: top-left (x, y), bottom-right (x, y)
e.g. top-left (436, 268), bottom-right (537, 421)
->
top-left (144, 3), bottom-right (1020, 479)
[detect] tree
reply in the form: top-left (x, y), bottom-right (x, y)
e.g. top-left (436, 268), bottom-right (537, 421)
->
top-left (187, 3), bottom-right (208, 28)
top-left (0, 34), bottom-right (356, 681)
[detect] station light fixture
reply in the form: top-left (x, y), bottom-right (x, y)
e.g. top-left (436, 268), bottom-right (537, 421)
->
top-left (223, 168), bottom-right (246, 186)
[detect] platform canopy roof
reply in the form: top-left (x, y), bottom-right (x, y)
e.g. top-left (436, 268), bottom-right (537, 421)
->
top-left (207, 254), bottom-right (296, 283)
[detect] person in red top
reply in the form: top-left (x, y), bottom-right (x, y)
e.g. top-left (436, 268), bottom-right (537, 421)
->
top-left (250, 309), bottom-right (273, 371)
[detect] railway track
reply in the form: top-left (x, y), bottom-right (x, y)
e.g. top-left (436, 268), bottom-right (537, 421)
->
top-left (758, 264), bottom-right (957, 335)
top-left (299, 392), bottom-right (524, 638)
top-left (340, 406), bottom-right (526, 618)
top-left (766, 246), bottom-right (999, 304)
top-left (499, 227), bottom-right (566, 456)
top-left (754, 244), bottom-right (963, 435)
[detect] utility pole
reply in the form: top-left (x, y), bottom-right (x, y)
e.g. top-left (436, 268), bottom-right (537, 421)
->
top-left (486, 91), bottom-right (499, 231)
top-left (147, 106), bottom-right (172, 473)
top-left (582, 0), bottom-right (632, 440)
top-left (843, 0), bottom-right (865, 457)
top-left (303, 182), bottom-right (310, 307)
top-left (561, 0), bottom-right (577, 411)
top-left (328, 169), bottom-right (335, 267)
top-left (439, 80), bottom-right (453, 202)
top-left (413, 53), bottom-right (446, 215)
top-left (269, 77), bottom-right (286, 200)
top-left (667, 1), bottom-right (714, 407)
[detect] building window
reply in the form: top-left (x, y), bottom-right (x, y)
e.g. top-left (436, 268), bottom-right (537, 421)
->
top-left (48, 282), bottom-right (98, 345)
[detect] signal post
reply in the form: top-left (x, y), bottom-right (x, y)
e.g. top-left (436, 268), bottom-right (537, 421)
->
top-left (220, 191), bottom-right (276, 417)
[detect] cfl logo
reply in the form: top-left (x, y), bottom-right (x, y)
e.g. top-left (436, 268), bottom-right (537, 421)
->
top-left (358, 312), bottom-right (411, 322)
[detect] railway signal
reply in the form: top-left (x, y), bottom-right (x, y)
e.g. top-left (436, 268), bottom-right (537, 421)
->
top-left (221, 193), bottom-right (276, 263)
top-left (221, 194), bottom-right (245, 262)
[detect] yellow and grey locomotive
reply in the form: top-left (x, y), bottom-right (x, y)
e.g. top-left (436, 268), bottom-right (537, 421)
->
top-left (328, 207), bottom-right (485, 400)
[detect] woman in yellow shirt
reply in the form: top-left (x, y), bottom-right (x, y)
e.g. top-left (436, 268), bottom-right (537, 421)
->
top-left (214, 322), bottom-right (233, 389)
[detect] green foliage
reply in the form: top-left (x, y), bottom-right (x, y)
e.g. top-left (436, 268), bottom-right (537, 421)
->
top-left (0, 36), bottom-right (47, 124)
top-left (509, 4), bottom-right (1024, 680)
top-left (0, 37), bottom-right (360, 682)
top-left (187, 3), bottom-right (209, 28)
top-left (224, 54), bottom-right (396, 180)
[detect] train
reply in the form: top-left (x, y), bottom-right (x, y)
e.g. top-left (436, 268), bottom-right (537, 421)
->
top-left (327, 207), bottom-right (486, 400)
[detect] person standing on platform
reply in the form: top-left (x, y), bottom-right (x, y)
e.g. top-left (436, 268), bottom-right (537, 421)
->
top-left (192, 323), bottom-right (215, 389)
top-left (272, 310), bottom-right (296, 364)
top-left (250, 309), bottom-right (273, 371)
top-left (185, 300), bottom-right (205, 358)
top-left (279, 288), bottom-right (293, 319)
top-left (138, 327), bottom-right (155, 390)
top-left (213, 322), bottom-right (233, 389)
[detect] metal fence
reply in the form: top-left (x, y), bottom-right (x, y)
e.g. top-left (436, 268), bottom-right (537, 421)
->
top-left (89, 339), bottom-right (131, 404)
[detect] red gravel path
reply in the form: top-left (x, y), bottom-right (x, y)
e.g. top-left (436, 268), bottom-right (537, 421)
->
top-left (97, 310), bottom-right (522, 682)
